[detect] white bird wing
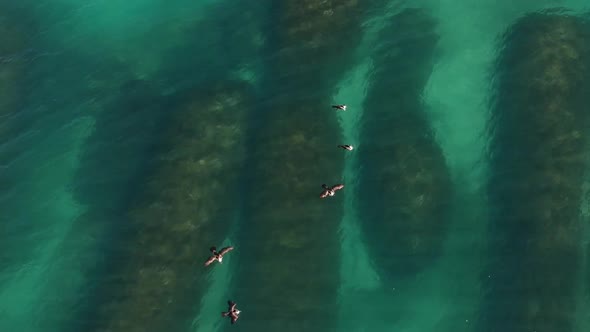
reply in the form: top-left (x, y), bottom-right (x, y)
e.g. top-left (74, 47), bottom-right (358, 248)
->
top-left (204, 255), bottom-right (217, 266)
top-left (331, 184), bottom-right (344, 191)
top-left (219, 246), bottom-right (234, 256)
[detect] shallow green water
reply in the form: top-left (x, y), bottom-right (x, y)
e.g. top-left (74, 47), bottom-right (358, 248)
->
top-left (1, 1), bottom-right (590, 331)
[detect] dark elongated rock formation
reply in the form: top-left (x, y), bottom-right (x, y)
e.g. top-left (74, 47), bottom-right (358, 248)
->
top-left (482, 11), bottom-right (590, 332)
top-left (86, 81), bottom-right (252, 332)
top-left (358, 8), bottom-right (451, 280)
top-left (229, 1), bottom-right (374, 331)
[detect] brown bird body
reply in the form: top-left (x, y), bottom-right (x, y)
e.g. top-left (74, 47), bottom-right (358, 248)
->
top-left (221, 300), bottom-right (241, 324)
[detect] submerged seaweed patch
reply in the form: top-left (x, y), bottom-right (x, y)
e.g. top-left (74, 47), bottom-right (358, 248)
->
top-left (359, 8), bottom-right (452, 280)
top-left (229, 1), bottom-right (378, 332)
top-left (0, 4), bottom-right (42, 274)
top-left (483, 11), bottom-right (590, 332)
top-left (84, 81), bottom-right (253, 332)
top-left (61, 77), bottom-right (173, 330)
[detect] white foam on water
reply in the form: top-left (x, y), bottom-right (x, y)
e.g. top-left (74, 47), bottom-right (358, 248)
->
top-left (0, 116), bottom-right (94, 332)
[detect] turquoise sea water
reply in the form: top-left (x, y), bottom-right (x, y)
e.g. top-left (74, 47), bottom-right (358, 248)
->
top-left (1, 1), bottom-right (590, 332)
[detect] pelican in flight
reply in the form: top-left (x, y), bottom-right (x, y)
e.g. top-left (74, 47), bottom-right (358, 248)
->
top-left (332, 104), bottom-right (347, 111)
top-left (338, 145), bottom-right (354, 151)
top-left (204, 246), bottom-right (234, 266)
top-left (320, 183), bottom-right (344, 198)
top-left (222, 300), bottom-right (241, 324)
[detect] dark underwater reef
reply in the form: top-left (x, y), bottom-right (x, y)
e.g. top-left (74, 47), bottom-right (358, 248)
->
top-left (0, 14), bottom-right (26, 127)
top-left (60, 77), bottom-right (172, 331)
top-left (76, 81), bottom-right (253, 332)
top-left (228, 1), bottom-right (380, 331)
top-left (358, 8), bottom-right (451, 280)
top-left (0, 43), bottom-right (143, 281)
top-left (0, 4), bottom-right (34, 180)
top-left (10, 78), bottom-right (169, 332)
top-left (268, 0), bottom-right (369, 94)
top-left (0, 4), bottom-right (43, 274)
top-left (0, 1), bottom-right (67, 153)
top-left (155, 0), bottom-right (269, 91)
top-left (72, 78), bottom-right (169, 220)
top-left (482, 11), bottom-right (590, 332)
top-left (62, 2), bottom-right (266, 330)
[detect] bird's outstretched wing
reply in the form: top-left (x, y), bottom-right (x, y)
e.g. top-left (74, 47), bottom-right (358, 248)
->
top-left (228, 301), bottom-right (236, 311)
top-left (204, 255), bottom-right (217, 266)
top-left (320, 190), bottom-right (330, 198)
top-left (219, 246), bottom-right (234, 256)
top-left (331, 184), bottom-right (344, 191)
top-left (231, 313), bottom-right (239, 324)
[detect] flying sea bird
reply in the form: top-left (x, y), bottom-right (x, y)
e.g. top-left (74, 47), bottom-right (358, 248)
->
top-left (204, 246), bottom-right (234, 266)
top-left (338, 145), bottom-right (354, 151)
top-left (320, 183), bottom-right (344, 198)
top-left (221, 300), bottom-right (241, 324)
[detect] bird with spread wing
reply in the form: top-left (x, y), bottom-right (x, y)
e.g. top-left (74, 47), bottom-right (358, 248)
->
top-left (320, 183), bottom-right (344, 198)
top-left (204, 246), bottom-right (234, 266)
top-left (221, 300), bottom-right (241, 324)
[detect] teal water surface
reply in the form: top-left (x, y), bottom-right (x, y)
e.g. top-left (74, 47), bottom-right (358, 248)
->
top-left (1, 1), bottom-right (590, 332)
